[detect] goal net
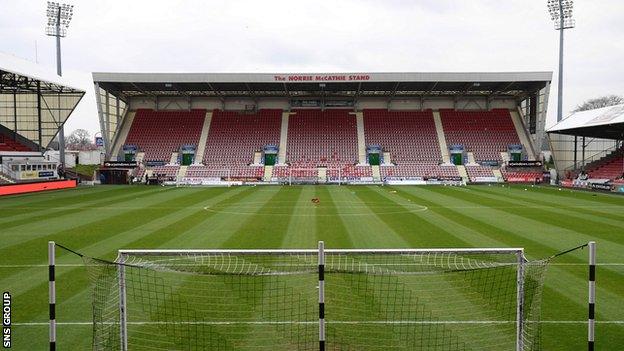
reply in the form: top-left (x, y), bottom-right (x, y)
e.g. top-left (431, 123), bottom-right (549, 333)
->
top-left (78, 244), bottom-right (550, 351)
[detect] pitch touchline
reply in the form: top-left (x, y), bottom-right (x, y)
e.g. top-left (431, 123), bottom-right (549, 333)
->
top-left (12, 321), bottom-right (624, 326)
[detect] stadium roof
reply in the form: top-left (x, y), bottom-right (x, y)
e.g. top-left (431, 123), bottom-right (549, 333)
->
top-left (92, 71), bottom-right (551, 99)
top-left (547, 104), bottom-right (624, 140)
top-left (0, 52), bottom-right (85, 150)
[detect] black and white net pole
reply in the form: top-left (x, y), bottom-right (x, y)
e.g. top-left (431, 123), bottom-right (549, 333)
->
top-left (547, 0), bottom-right (575, 123)
top-left (118, 253), bottom-right (129, 351)
top-left (45, 2), bottom-right (74, 168)
top-left (48, 241), bottom-right (56, 351)
top-left (588, 241), bottom-right (596, 351)
top-left (318, 241), bottom-right (326, 351)
top-left (515, 250), bottom-right (525, 351)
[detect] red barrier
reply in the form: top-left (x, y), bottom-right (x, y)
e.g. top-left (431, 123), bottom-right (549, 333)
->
top-left (0, 179), bottom-right (77, 196)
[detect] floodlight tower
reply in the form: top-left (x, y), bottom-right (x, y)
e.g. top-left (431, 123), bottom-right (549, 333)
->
top-left (46, 1), bottom-right (74, 169)
top-left (547, 0), bottom-right (575, 122)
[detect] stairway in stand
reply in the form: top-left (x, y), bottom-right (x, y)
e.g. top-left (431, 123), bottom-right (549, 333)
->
top-left (456, 165), bottom-right (469, 183)
top-left (371, 165), bottom-right (381, 182)
top-left (263, 166), bottom-right (273, 181)
top-left (176, 166), bottom-right (188, 182)
top-left (318, 167), bottom-right (327, 183)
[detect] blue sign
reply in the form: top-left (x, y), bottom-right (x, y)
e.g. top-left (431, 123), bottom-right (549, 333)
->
top-left (95, 137), bottom-right (104, 147)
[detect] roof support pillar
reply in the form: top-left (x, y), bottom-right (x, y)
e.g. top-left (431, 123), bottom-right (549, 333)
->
top-left (37, 81), bottom-right (42, 148)
top-left (13, 87), bottom-right (18, 141)
top-left (582, 136), bottom-right (586, 169)
top-left (574, 136), bottom-right (578, 171)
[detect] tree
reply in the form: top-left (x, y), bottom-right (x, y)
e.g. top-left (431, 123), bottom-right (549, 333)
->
top-left (573, 95), bottom-right (624, 112)
top-left (65, 129), bottom-right (97, 151)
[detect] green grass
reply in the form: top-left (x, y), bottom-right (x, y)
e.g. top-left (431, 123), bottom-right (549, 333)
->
top-left (0, 184), bottom-right (623, 350)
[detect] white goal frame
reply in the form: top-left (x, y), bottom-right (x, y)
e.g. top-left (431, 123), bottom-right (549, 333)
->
top-left (115, 244), bottom-right (526, 351)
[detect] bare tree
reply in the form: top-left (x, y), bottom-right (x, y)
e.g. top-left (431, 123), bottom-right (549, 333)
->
top-left (573, 95), bottom-right (624, 112)
top-left (65, 129), bottom-right (97, 150)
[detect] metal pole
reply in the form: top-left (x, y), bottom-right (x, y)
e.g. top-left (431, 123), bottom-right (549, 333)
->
top-left (118, 254), bottom-right (128, 351)
top-left (588, 241), bottom-right (596, 351)
top-left (582, 137), bottom-right (586, 169)
top-left (574, 136), bottom-right (578, 171)
top-left (13, 88), bottom-right (18, 140)
top-left (556, 0), bottom-right (565, 122)
top-left (37, 81), bottom-right (43, 148)
top-left (55, 8), bottom-right (66, 168)
top-left (48, 241), bottom-right (56, 351)
top-left (516, 250), bottom-right (525, 351)
top-left (318, 241), bottom-right (326, 351)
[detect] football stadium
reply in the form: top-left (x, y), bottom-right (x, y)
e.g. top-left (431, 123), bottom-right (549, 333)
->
top-left (1, 1), bottom-right (623, 351)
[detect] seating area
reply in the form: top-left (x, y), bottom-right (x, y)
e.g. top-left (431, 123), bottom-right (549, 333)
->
top-left (587, 155), bottom-right (624, 180)
top-left (273, 165), bottom-right (318, 179)
top-left (380, 164), bottom-right (459, 179)
top-left (440, 109), bottom-right (520, 162)
top-left (286, 109), bottom-right (358, 166)
top-left (151, 165), bottom-right (180, 178)
top-left (186, 165), bottom-right (263, 179)
top-left (465, 165), bottom-right (496, 181)
top-left (203, 109), bottom-right (282, 166)
top-left (327, 165), bottom-right (373, 179)
top-left (124, 109), bottom-right (206, 162)
top-left (0, 134), bottom-right (31, 152)
top-left (363, 109), bottom-right (441, 163)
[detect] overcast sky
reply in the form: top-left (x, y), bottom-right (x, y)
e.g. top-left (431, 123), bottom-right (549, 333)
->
top-left (1, 0), bottom-right (623, 137)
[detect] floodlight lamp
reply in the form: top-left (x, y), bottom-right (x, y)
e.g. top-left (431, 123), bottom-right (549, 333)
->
top-left (547, 0), bottom-right (575, 30)
top-left (45, 2), bottom-right (74, 37)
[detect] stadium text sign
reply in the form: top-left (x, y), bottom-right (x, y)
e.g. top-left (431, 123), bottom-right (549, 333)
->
top-left (273, 74), bottom-right (371, 82)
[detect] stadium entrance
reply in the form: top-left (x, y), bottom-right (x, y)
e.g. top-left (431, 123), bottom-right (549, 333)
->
top-left (98, 169), bottom-right (128, 184)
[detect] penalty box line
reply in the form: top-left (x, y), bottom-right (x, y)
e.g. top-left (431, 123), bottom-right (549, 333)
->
top-left (12, 320), bottom-right (624, 326)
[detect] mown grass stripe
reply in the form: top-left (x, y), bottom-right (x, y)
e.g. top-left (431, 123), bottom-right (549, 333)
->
top-left (315, 186), bottom-right (352, 248)
top-left (327, 186), bottom-right (406, 248)
top-left (433, 186), bottom-right (624, 250)
top-left (0, 186), bottom-right (168, 230)
top-left (471, 185), bottom-right (624, 224)
top-left (221, 186), bottom-right (301, 248)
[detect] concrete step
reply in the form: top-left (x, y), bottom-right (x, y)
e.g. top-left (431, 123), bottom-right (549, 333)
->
top-left (318, 167), bottom-right (327, 183)
top-left (264, 166), bottom-right (273, 181)
top-left (433, 110), bottom-right (451, 163)
top-left (457, 165), bottom-right (469, 182)
top-left (194, 112), bottom-right (213, 164)
top-left (372, 165), bottom-right (381, 182)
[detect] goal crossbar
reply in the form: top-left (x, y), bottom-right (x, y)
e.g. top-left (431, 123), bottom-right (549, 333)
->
top-left (117, 247), bottom-right (524, 256)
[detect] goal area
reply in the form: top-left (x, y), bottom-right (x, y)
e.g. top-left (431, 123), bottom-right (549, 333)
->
top-left (49, 241), bottom-right (595, 351)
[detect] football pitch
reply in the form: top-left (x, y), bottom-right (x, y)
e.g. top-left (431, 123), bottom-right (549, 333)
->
top-left (0, 184), bottom-right (623, 350)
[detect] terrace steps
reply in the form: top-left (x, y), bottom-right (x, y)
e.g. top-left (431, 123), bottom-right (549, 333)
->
top-left (433, 111), bottom-right (451, 163)
top-left (194, 111), bottom-right (212, 164)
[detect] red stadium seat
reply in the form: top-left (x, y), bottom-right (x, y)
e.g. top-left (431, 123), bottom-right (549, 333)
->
top-left (125, 109), bottom-right (206, 162)
top-left (440, 109), bottom-right (521, 163)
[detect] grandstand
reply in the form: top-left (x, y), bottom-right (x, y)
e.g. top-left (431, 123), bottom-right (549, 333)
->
top-left (93, 72), bottom-right (551, 185)
top-left (548, 103), bottom-right (624, 191)
top-left (0, 54), bottom-right (84, 186)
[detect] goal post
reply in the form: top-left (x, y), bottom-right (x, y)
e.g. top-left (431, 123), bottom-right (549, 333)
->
top-left (50, 241), bottom-right (594, 350)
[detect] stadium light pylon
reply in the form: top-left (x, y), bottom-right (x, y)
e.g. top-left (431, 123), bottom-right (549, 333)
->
top-left (547, 0), bottom-right (575, 123)
top-left (45, 1), bottom-right (74, 170)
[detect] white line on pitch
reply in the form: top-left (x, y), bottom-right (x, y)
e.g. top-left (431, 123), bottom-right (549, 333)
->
top-left (10, 321), bottom-right (624, 327)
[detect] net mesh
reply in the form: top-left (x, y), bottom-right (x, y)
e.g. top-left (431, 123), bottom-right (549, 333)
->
top-left (81, 250), bottom-right (549, 351)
